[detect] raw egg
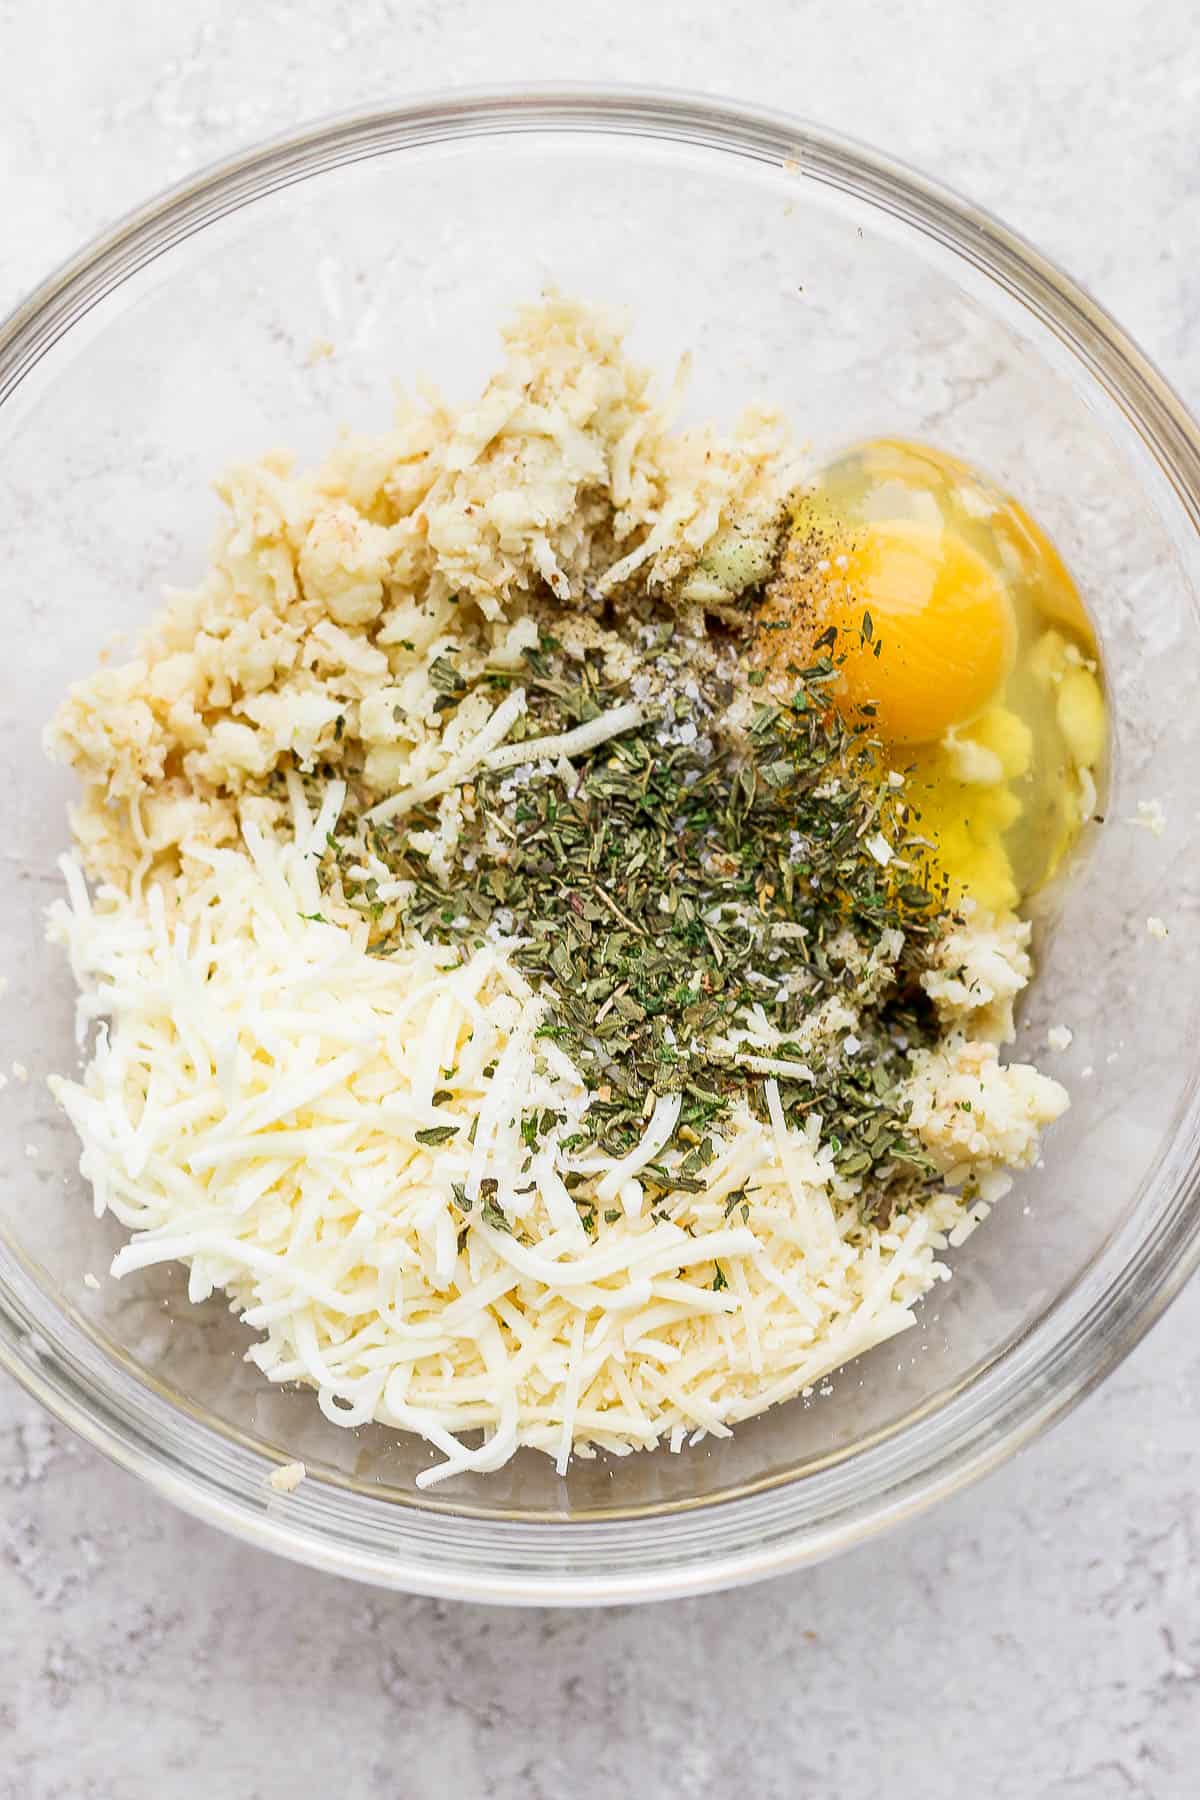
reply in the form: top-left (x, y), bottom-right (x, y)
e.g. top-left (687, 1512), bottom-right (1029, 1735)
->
top-left (758, 438), bottom-right (1106, 908)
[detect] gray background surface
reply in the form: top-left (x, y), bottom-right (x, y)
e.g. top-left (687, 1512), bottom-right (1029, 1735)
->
top-left (3, 3), bottom-right (1199, 1795)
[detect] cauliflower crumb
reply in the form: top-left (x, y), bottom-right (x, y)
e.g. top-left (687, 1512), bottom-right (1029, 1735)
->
top-left (906, 1038), bottom-right (1069, 1174)
top-left (1128, 798), bottom-right (1166, 837)
top-left (1046, 1025), bottom-right (1073, 1052)
top-left (921, 904), bottom-right (1031, 1043)
top-left (940, 729), bottom-right (1004, 786)
top-left (1147, 915), bottom-right (1169, 940)
top-left (11, 1062), bottom-right (28, 1083)
top-left (267, 1461), bottom-right (307, 1494)
top-left (83, 1273), bottom-right (101, 1291)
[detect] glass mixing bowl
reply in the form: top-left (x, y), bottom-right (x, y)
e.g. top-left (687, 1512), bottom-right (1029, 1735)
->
top-left (2, 88), bottom-right (1198, 1604)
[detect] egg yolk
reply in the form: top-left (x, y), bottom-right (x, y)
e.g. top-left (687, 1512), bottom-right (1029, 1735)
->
top-left (815, 518), bottom-right (1016, 745)
top-left (853, 437), bottom-right (1096, 648)
top-left (758, 438), bottom-right (1106, 912)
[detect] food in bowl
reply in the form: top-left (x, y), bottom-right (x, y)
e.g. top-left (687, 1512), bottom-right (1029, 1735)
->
top-left (43, 297), bottom-right (1104, 1485)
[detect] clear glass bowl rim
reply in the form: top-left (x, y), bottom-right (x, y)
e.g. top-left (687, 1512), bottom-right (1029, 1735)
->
top-left (4, 82), bottom-right (1200, 1604)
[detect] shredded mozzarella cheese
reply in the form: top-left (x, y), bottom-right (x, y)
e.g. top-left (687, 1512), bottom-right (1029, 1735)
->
top-left (483, 702), bottom-right (647, 774)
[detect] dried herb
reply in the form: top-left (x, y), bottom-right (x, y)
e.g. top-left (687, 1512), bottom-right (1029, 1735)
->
top-left (480, 1197), bottom-right (512, 1234)
top-left (322, 617), bottom-right (952, 1216)
top-left (428, 655), bottom-right (467, 714)
top-left (415, 1124), bottom-right (458, 1147)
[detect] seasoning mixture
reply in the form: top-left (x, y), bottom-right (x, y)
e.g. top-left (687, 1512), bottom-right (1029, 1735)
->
top-left (45, 298), bottom-right (1099, 1483)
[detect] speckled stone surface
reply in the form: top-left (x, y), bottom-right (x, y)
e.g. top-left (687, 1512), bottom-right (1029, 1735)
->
top-left (3, 5), bottom-right (1200, 1795)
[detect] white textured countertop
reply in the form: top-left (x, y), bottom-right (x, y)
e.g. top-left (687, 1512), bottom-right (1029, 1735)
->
top-left (3, 5), bottom-right (1200, 1795)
